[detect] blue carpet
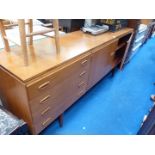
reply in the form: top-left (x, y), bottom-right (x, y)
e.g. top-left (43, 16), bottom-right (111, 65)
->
top-left (41, 37), bottom-right (155, 135)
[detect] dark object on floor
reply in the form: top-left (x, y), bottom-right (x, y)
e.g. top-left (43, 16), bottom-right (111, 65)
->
top-left (138, 104), bottom-right (155, 135)
top-left (0, 105), bottom-right (28, 135)
top-left (59, 19), bottom-right (85, 32)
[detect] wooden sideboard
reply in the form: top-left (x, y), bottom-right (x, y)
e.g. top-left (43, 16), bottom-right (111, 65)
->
top-left (0, 29), bottom-right (133, 134)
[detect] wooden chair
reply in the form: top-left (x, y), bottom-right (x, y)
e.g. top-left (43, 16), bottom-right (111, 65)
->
top-left (0, 19), bottom-right (60, 66)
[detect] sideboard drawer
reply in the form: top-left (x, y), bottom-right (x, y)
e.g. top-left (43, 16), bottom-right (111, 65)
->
top-left (26, 55), bottom-right (91, 100)
top-left (29, 76), bottom-right (76, 114)
top-left (32, 92), bottom-right (77, 134)
top-left (30, 67), bottom-right (90, 133)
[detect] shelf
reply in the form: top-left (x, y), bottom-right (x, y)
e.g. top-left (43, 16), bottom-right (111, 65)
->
top-left (116, 42), bottom-right (127, 51)
top-left (114, 42), bottom-right (127, 63)
top-left (117, 33), bottom-right (132, 45)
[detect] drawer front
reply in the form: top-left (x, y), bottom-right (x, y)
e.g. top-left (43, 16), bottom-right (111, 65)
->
top-left (29, 56), bottom-right (91, 134)
top-left (27, 55), bottom-right (91, 100)
top-left (33, 95), bottom-right (75, 134)
top-left (32, 82), bottom-right (89, 134)
top-left (29, 72), bottom-right (79, 114)
top-left (33, 104), bottom-right (63, 134)
top-left (33, 86), bottom-right (82, 133)
top-left (30, 70), bottom-right (89, 118)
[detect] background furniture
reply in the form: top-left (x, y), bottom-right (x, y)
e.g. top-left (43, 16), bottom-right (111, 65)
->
top-left (125, 19), bottom-right (154, 63)
top-left (59, 19), bottom-right (84, 33)
top-left (101, 19), bottom-right (128, 32)
top-left (36, 19), bottom-right (84, 32)
top-left (142, 21), bottom-right (155, 44)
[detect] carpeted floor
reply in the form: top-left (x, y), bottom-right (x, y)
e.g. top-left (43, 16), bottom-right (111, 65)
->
top-left (41, 37), bottom-right (155, 135)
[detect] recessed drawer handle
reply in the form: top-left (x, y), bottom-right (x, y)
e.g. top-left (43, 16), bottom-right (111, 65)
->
top-left (110, 52), bottom-right (115, 56)
top-left (41, 107), bottom-right (51, 115)
top-left (78, 90), bottom-right (85, 96)
top-left (81, 60), bottom-right (88, 65)
top-left (79, 71), bottom-right (86, 77)
top-left (42, 117), bottom-right (51, 126)
top-left (40, 95), bottom-right (51, 104)
top-left (78, 82), bottom-right (85, 88)
top-left (38, 81), bottom-right (50, 89)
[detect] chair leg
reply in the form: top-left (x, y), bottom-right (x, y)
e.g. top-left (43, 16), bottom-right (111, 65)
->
top-left (0, 20), bottom-right (10, 52)
top-left (28, 19), bottom-right (33, 45)
top-left (58, 113), bottom-right (63, 127)
top-left (53, 19), bottom-right (60, 54)
top-left (18, 19), bottom-right (29, 66)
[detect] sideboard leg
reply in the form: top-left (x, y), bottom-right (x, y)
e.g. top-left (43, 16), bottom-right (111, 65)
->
top-left (112, 68), bottom-right (115, 77)
top-left (58, 113), bottom-right (63, 127)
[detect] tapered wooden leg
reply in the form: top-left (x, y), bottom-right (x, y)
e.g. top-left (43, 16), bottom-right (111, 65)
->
top-left (58, 114), bottom-right (63, 127)
top-left (111, 68), bottom-right (115, 77)
top-left (53, 19), bottom-right (60, 54)
top-left (28, 19), bottom-right (33, 45)
top-left (18, 19), bottom-right (29, 66)
top-left (0, 20), bottom-right (10, 52)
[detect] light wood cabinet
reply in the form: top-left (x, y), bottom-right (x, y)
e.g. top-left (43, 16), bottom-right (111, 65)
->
top-left (0, 29), bottom-right (133, 134)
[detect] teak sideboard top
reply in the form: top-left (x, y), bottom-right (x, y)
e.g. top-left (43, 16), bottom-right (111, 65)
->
top-left (0, 28), bottom-right (133, 82)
